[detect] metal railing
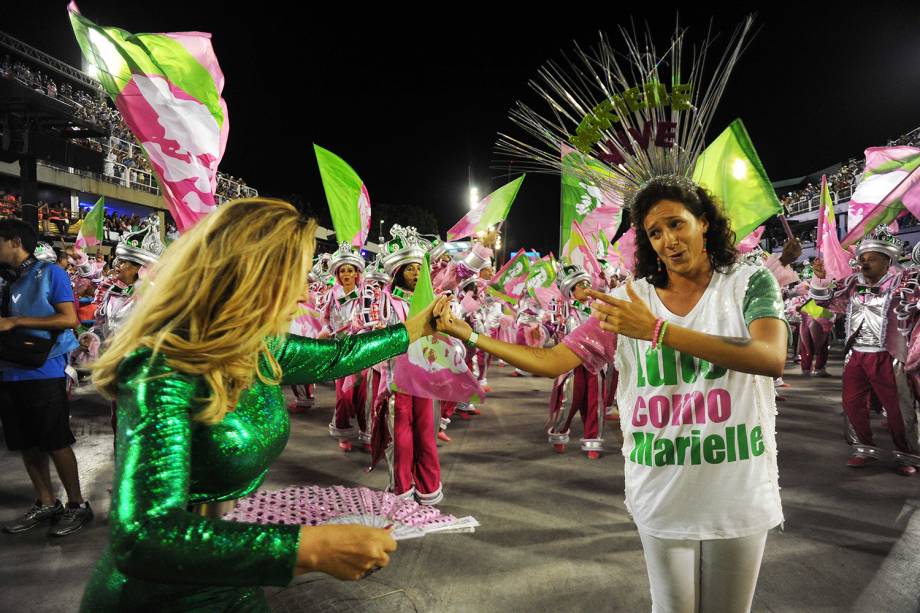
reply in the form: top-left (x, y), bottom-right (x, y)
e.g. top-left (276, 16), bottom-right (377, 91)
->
top-left (783, 183), bottom-right (857, 217)
top-left (101, 136), bottom-right (258, 200)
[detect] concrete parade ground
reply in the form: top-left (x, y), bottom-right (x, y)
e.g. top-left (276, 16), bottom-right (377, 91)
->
top-left (1, 348), bottom-right (919, 613)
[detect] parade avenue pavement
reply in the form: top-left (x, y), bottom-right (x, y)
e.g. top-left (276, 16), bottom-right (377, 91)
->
top-left (1, 347), bottom-right (918, 612)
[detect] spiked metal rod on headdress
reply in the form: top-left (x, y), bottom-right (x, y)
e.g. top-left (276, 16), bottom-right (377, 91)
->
top-left (496, 16), bottom-right (755, 204)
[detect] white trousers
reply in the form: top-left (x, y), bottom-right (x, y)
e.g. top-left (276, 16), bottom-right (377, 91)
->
top-left (638, 530), bottom-right (768, 613)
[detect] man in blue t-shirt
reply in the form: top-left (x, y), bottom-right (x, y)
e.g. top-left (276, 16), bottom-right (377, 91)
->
top-left (0, 219), bottom-right (93, 536)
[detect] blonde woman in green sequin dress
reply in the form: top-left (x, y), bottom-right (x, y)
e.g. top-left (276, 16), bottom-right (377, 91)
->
top-left (85, 198), bottom-right (448, 612)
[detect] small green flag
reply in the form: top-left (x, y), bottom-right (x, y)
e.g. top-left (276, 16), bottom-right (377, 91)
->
top-left (692, 119), bottom-right (783, 244)
top-left (408, 253), bottom-right (435, 318)
top-left (801, 299), bottom-right (834, 320)
top-left (75, 196), bottom-right (105, 250)
top-left (446, 175), bottom-right (525, 240)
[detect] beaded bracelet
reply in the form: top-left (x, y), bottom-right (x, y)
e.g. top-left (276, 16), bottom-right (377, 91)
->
top-left (658, 321), bottom-right (670, 347)
top-left (650, 318), bottom-right (664, 350)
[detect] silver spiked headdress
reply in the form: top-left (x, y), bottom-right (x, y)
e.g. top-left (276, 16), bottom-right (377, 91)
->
top-left (495, 17), bottom-right (755, 204)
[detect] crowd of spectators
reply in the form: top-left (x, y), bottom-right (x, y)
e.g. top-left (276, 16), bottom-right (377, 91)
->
top-left (780, 160), bottom-right (863, 211)
top-left (2, 54), bottom-right (256, 200)
top-left (0, 188), bottom-right (176, 244)
top-left (780, 126), bottom-right (920, 214)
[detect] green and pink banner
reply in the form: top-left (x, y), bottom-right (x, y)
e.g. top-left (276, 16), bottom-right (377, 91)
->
top-left (69, 2), bottom-right (229, 233)
top-left (447, 175), bottom-right (525, 240)
top-left (313, 145), bottom-right (371, 247)
top-left (560, 144), bottom-right (623, 255)
top-left (75, 196), bottom-right (105, 250)
top-left (487, 249), bottom-right (531, 305)
top-left (562, 220), bottom-right (603, 285)
top-left (392, 254), bottom-right (482, 402)
top-left (816, 176), bottom-right (853, 281)
top-left (842, 146), bottom-right (920, 248)
top-left (526, 255), bottom-right (562, 308)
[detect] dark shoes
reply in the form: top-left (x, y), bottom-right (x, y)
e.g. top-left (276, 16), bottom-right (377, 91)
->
top-left (49, 501), bottom-right (94, 537)
top-left (2, 500), bottom-right (93, 536)
top-left (3, 500), bottom-right (63, 534)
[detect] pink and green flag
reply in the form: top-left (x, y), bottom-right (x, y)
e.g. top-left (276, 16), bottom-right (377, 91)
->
top-left (68, 3), bottom-right (229, 233)
top-left (841, 146), bottom-right (920, 248)
top-left (816, 176), bottom-right (854, 281)
top-left (560, 144), bottom-right (623, 254)
top-left (313, 144), bottom-right (371, 247)
top-left (392, 254), bottom-right (483, 402)
top-left (526, 255), bottom-right (562, 308)
top-left (487, 249), bottom-right (531, 305)
top-left (446, 175), bottom-right (525, 240)
top-left (692, 119), bottom-right (783, 244)
top-left (75, 196), bottom-right (105, 250)
top-left (596, 229), bottom-right (611, 260)
top-left (609, 228), bottom-right (637, 273)
top-left (562, 220), bottom-right (603, 285)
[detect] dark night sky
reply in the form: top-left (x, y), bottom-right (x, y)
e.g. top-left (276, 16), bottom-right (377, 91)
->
top-left (5, 3), bottom-right (920, 254)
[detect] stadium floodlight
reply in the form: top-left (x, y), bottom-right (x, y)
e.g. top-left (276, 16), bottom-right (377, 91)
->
top-left (468, 186), bottom-right (480, 210)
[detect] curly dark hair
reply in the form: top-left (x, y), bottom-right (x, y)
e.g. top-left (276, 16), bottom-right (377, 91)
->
top-left (630, 178), bottom-right (737, 288)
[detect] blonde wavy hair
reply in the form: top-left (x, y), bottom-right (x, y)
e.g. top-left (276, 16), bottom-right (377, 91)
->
top-left (92, 198), bottom-right (317, 424)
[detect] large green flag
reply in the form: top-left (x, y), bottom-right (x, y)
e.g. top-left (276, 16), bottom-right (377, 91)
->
top-left (314, 144), bottom-right (371, 247)
top-left (68, 2), bottom-right (228, 232)
top-left (692, 119), bottom-right (783, 244)
top-left (408, 253), bottom-right (435, 318)
top-left (75, 196), bottom-right (105, 250)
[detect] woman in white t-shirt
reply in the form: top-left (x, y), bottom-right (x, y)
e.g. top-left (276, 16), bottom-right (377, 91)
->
top-left (435, 176), bottom-right (787, 613)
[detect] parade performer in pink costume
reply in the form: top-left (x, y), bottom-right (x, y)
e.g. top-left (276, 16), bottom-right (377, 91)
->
top-left (289, 254), bottom-right (334, 412)
top-left (811, 227), bottom-right (919, 475)
top-left (511, 294), bottom-right (548, 376)
top-left (798, 276), bottom-right (835, 377)
top-left (85, 221), bottom-right (164, 346)
top-left (429, 236), bottom-right (495, 417)
top-left (375, 226), bottom-right (443, 505)
top-left (323, 243), bottom-right (372, 452)
top-left (437, 276), bottom-right (477, 438)
top-left (547, 264), bottom-right (606, 459)
top-left (360, 252), bottom-right (393, 448)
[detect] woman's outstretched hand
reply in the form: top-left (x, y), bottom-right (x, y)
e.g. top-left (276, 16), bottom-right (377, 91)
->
top-left (586, 283), bottom-right (658, 340)
top-left (404, 295), bottom-right (452, 343)
top-left (432, 299), bottom-right (474, 341)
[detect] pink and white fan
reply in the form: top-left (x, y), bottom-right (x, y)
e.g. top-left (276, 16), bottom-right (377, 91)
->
top-left (223, 485), bottom-right (478, 540)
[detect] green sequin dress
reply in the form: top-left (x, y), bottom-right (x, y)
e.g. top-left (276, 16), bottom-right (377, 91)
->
top-left (80, 326), bottom-right (410, 612)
